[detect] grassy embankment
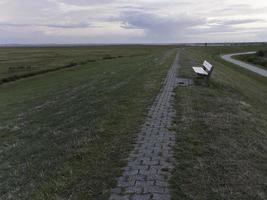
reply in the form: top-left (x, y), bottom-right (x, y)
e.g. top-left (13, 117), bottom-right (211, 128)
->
top-left (171, 45), bottom-right (267, 200)
top-left (0, 46), bottom-right (177, 199)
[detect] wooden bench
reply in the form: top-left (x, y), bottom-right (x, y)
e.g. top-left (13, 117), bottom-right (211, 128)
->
top-left (192, 60), bottom-right (214, 81)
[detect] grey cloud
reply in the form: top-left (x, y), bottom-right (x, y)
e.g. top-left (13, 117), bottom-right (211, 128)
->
top-left (0, 23), bottom-right (28, 27)
top-left (187, 17), bottom-right (266, 38)
top-left (188, 21), bottom-right (267, 40)
top-left (223, 19), bottom-right (263, 25)
top-left (59, 0), bottom-right (114, 6)
top-left (0, 22), bottom-right (91, 29)
top-left (0, 0), bottom-right (266, 44)
top-left (189, 25), bottom-right (235, 35)
top-left (119, 11), bottom-right (206, 39)
top-left (44, 22), bottom-right (91, 28)
top-left (214, 4), bottom-right (267, 16)
top-left (210, 19), bottom-right (264, 26)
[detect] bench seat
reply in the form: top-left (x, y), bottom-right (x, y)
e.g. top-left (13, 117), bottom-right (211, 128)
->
top-left (192, 67), bottom-right (208, 75)
top-left (192, 60), bottom-right (214, 82)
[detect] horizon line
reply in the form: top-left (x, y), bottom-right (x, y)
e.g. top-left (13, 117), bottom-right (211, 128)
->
top-left (0, 41), bottom-right (266, 47)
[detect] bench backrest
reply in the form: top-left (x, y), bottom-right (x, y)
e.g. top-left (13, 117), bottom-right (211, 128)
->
top-left (203, 60), bottom-right (213, 72)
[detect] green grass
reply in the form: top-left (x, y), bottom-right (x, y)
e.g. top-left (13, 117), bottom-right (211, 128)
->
top-left (0, 46), bottom-right (154, 83)
top-left (0, 46), bottom-right (177, 199)
top-left (171, 46), bottom-right (267, 200)
top-left (233, 50), bottom-right (267, 69)
top-left (2, 44), bottom-right (267, 200)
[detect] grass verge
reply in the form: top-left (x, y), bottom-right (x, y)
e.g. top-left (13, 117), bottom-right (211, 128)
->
top-left (233, 51), bottom-right (267, 70)
top-left (170, 46), bottom-right (267, 200)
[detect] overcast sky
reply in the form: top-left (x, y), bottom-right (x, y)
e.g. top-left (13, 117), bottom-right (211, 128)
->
top-left (0, 0), bottom-right (267, 44)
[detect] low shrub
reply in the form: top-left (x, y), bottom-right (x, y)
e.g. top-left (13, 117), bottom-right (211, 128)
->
top-left (102, 54), bottom-right (116, 60)
top-left (256, 50), bottom-right (265, 57)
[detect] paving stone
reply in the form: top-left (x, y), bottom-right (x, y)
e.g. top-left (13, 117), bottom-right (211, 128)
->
top-left (145, 174), bottom-right (163, 181)
top-left (131, 194), bottom-right (151, 200)
top-left (109, 194), bottom-right (130, 200)
top-left (142, 160), bottom-right (159, 166)
top-left (154, 181), bottom-right (169, 187)
top-left (135, 180), bottom-right (155, 187)
top-left (143, 186), bottom-right (166, 194)
top-left (138, 169), bottom-right (158, 176)
top-left (131, 165), bottom-right (149, 171)
top-left (117, 181), bottom-right (136, 187)
top-left (123, 170), bottom-right (139, 176)
top-left (109, 52), bottom-right (180, 200)
top-left (127, 174), bottom-right (146, 181)
top-left (124, 187), bottom-right (142, 194)
top-left (152, 193), bottom-right (171, 200)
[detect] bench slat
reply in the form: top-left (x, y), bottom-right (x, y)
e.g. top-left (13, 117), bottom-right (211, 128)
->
top-left (193, 67), bottom-right (208, 75)
top-left (203, 60), bottom-right (213, 71)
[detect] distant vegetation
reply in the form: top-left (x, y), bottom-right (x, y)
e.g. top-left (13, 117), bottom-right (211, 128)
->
top-left (256, 50), bottom-right (266, 57)
top-left (234, 50), bottom-right (267, 69)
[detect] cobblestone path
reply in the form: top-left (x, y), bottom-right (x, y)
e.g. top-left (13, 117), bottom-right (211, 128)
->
top-left (109, 52), bottom-right (180, 200)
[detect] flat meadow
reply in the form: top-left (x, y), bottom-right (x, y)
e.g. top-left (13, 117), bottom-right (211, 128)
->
top-left (0, 45), bottom-right (177, 199)
top-left (1, 44), bottom-right (267, 200)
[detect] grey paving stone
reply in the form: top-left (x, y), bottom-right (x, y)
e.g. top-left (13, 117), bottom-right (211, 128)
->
top-left (109, 194), bottom-right (130, 200)
top-left (131, 194), bottom-right (151, 200)
top-left (138, 169), bottom-right (158, 176)
top-left (152, 193), bottom-right (171, 200)
top-left (124, 187), bottom-right (142, 194)
top-left (145, 174), bottom-right (163, 181)
top-left (117, 181), bottom-right (136, 187)
top-left (131, 165), bottom-right (149, 171)
top-left (135, 180), bottom-right (155, 187)
top-left (127, 174), bottom-right (146, 181)
top-left (123, 170), bottom-right (139, 176)
top-left (142, 159), bottom-right (159, 166)
top-left (143, 186), bottom-right (166, 194)
top-left (154, 180), bottom-right (169, 187)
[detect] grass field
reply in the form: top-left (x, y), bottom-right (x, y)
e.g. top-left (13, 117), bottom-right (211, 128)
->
top-left (0, 45), bottom-right (177, 199)
top-left (0, 46), bottom-right (155, 83)
top-left (1, 44), bottom-right (267, 200)
top-left (171, 45), bottom-right (267, 200)
top-left (233, 50), bottom-right (267, 69)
